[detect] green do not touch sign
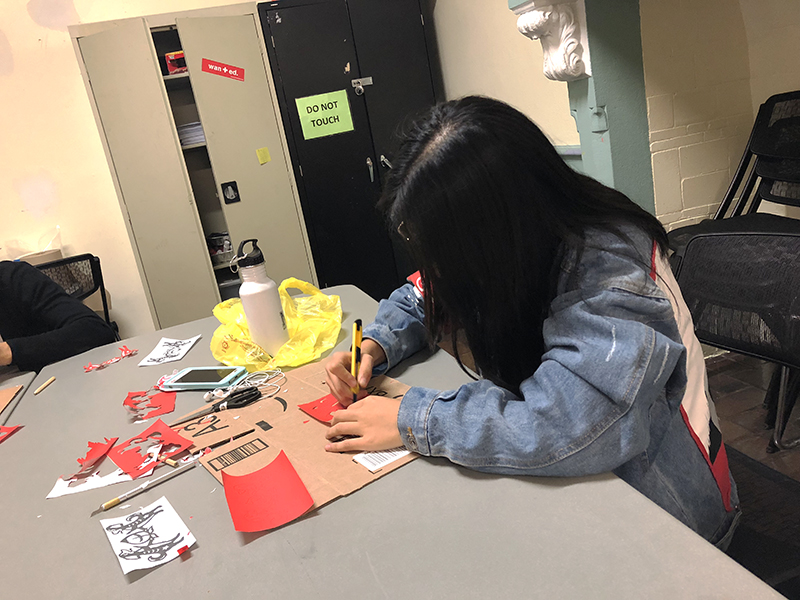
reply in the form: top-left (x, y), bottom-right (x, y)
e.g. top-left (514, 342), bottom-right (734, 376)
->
top-left (295, 89), bottom-right (355, 141)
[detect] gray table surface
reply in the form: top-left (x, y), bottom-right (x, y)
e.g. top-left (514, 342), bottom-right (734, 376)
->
top-left (0, 285), bottom-right (781, 599)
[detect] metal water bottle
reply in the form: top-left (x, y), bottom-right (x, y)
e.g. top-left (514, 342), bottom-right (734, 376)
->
top-left (235, 239), bottom-right (288, 356)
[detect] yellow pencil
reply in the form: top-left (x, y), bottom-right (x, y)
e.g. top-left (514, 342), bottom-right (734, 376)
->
top-left (33, 376), bottom-right (56, 395)
top-left (350, 319), bottom-right (362, 402)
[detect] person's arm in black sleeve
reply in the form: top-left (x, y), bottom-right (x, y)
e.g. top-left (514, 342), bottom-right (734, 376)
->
top-left (0, 261), bottom-right (116, 372)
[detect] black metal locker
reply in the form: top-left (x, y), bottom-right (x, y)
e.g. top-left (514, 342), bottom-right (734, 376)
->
top-left (259, 0), bottom-right (442, 300)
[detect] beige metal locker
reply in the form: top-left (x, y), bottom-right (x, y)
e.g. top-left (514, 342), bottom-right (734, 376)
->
top-left (178, 14), bottom-right (314, 288)
top-left (71, 6), bottom-right (314, 329)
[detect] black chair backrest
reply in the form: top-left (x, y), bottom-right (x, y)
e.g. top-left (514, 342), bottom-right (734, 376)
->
top-left (750, 91), bottom-right (800, 159)
top-left (756, 179), bottom-right (800, 208)
top-left (716, 91), bottom-right (800, 217)
top-left (675, 214), bottom-right (800, 370)
top-left (35, 254), bottom-right (114, 332)
top-left (37, 254), bottom-right (100, 300)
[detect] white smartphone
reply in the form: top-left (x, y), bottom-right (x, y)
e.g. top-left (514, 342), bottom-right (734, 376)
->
top-left (160, 366), bottom-right (247, 391)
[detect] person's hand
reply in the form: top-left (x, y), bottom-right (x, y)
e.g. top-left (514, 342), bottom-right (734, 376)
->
top-left (0, 342), bottom-right (12, 367)
top-left (324, 338), bottom-right (386, 407)
top-left (325, 395), bottom-right (403, 452)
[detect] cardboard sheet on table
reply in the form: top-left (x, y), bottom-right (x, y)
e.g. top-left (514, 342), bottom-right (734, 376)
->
top-left (282, 360), bottom-right (329, 389)
top-left (172, 361), bottom-right (330, 450)
top-left (171, 392), bottom-right (296, 450)
top-left (222, 449), bottom-right (313, 532)
top-left (285, 360), bottom-right (410, 401)
top-left (0, 385), bottom-right (23, 415)
top-left (199, 361), bottom-right (415, 511)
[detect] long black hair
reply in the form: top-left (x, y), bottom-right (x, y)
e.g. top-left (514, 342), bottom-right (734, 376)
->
top-left (379, 96), bottom-right (668, 394)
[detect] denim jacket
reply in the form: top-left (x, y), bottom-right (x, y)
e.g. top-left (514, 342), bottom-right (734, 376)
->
top-left (363, 226), bottom-right (739, 546)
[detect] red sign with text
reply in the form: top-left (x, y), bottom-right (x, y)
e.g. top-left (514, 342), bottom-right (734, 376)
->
top-left (201, 58), bottom-right (245, 81)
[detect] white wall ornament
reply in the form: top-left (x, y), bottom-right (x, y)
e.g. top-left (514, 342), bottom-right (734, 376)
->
top-left (514, 0), bottom-right (591, 82)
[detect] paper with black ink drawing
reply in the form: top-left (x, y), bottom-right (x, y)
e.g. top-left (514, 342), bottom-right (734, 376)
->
top-left (138, 335), bottom-right (201, 367)
top-left (100, 496), bottom-right (196, 574)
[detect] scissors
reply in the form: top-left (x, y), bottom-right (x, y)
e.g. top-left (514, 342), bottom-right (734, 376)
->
top-left (170, 386), bottom-right (262, 427)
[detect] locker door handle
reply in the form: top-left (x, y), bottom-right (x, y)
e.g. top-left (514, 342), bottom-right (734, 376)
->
top-left (352, 76), bottom-right (373, 96)
top-left (366, 157), bottom-right (374, 182)
top-left (380, 154), bottom-right (392, 169)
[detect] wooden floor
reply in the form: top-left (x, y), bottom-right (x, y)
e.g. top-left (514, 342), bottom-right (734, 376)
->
top-left (708, 353), bottom-right (800, 483)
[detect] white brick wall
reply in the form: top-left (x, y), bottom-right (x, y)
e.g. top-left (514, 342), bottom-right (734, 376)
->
top-left (639, 0), bottom-right (753, 229)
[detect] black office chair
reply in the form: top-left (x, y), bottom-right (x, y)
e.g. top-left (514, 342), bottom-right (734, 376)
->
top-left (669, 91), bottom-right (800, 268)
top-left (36, 253), bottom-right (120, 341)
top-left (669, 90), bottom-right (800, 451)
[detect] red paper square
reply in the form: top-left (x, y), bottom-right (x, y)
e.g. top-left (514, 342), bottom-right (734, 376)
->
top-left (222, 450), bottom-right (313, 532)
top-left (297, 394), bottom-right (344, 425)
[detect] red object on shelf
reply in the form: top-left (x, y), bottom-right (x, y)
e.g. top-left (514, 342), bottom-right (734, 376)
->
top-left (166, 51), bottom-right (187, 74)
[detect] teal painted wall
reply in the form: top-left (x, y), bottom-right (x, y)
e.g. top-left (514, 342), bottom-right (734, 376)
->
top-left (556, 145), bottom-right (585, 175)
top-left (578, 0), bottom-right (654, 213)
top-left (508, 0), bottom-right (655, 214)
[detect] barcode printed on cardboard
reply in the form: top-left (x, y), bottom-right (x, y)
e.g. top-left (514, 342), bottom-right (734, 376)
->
top-left (208, 438), bottom-right (269, 472)
top-left (353, 447), bottom-right (410, 473)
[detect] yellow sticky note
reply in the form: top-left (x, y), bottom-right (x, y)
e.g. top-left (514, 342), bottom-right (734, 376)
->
top-left (256, 147), bottom-right (271, 165)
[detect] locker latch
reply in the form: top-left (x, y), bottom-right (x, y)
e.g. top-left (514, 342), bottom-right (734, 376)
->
top-left (351, 76), bottom-right (374, 96)
top-left (366, 157), bottom-right (374, 182)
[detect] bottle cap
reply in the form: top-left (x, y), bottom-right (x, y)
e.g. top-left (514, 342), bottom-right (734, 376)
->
top-left (235, 239), bottom-right (265, 268)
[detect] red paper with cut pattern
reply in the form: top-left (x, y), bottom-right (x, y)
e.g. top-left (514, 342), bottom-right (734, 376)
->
top-left (123, 390), bottom-right (177, 421)
top-left (297, 393), bottom-right (344, 425)
top-left (65, 437), bottom-right (118, 479)
top-left (84, 345), bottom-right (137, 372)
top-left (108, 419), bottom-right (192, 479)
top-left (222, 450), bottom-right (313, 532)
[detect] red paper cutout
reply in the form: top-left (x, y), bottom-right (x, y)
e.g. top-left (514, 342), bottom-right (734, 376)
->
top-left (84, 346), bottom-right (138, 372)
top-left (123, 390), bottom-right (177, 420)
top-left (0, 425), bottom-right (22, 445)
top-left (222, 450), bottom-right (313, 532)
top-left (297, 393), bottom-right (344, 425)
top-left (123, 391), bottom-right (147, 409)
top-left (156, 370), bottom-right (179, 391)
top-left (65, 437), bottom-right (118, 479)
top-left (108, 419), bottom-right (192, 479)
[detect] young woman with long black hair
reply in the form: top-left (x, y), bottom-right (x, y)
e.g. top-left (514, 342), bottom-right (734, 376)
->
top-left (324, 96), bottom-right (740, 548)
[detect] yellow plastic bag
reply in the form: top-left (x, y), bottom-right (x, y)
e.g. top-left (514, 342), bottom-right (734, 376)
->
top-left (210, 277), bottom-right (342, 371)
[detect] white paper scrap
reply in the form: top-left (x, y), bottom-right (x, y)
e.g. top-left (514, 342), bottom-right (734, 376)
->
top-left (100, 496), bottom-right (196, 574)
top-left (138, 335), bottom-right (201, 367)
top-left (47, 469), bottom-right (133, 499)
top-left (47, 445), bottom-right (160, 499)
top-left (352, 447), bottom-right (410, 473)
